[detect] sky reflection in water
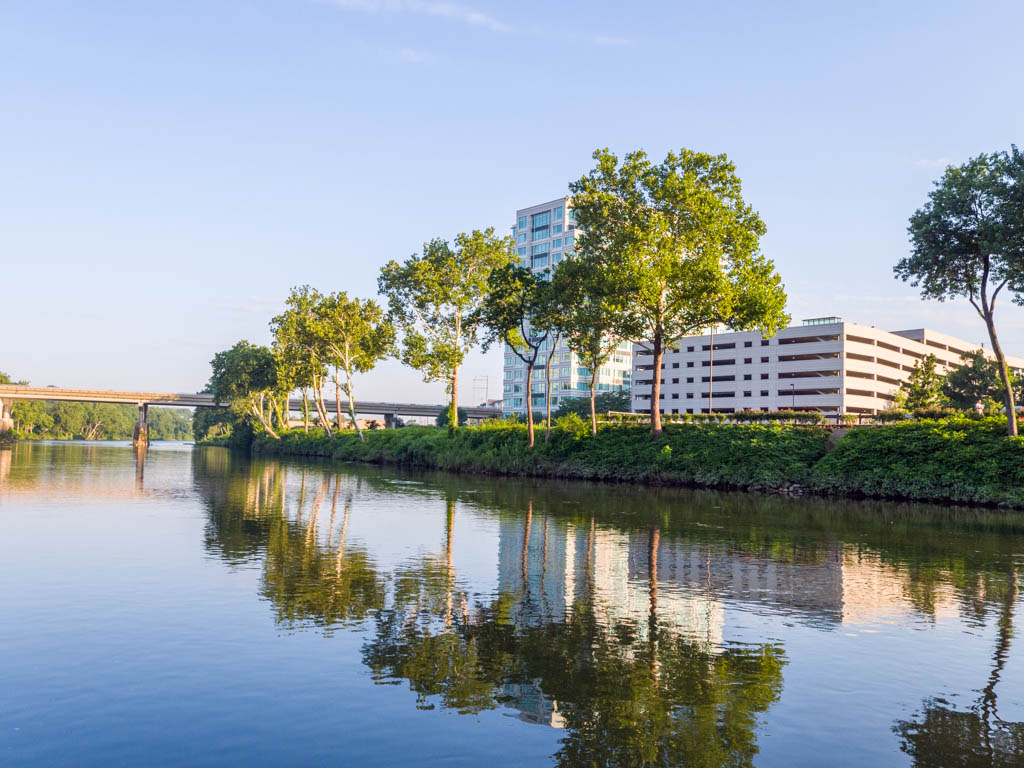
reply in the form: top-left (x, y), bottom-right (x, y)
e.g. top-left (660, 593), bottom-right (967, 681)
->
top-left (1, 441), bottom-right (1023, 766)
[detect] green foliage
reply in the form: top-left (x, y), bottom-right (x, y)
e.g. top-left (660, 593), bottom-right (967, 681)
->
top-left (896, 147), bottom-right (1024, 435)
top-left (552, 411), bottom-right (588, 439)
top-left (810, 416), bottom-right (1024, 506)
top-left (552, 389), bottom-right (631, 419)
top-left (207, 340), bottom-right (282, 437)
top-left (570, 147), bottom-right (789, 434)
top-left (895, 354), bottom-right (948, 411)
top-left (253, 421), bottom-right (830, 491)
top-left (378, 229), bottom-right (515, 429)
top-left (942, 349), bottom-right (1022, 410)
top-left (435, 407), bottom-right (468, 428)
top-left (7, 401), bottom-right (191, 440)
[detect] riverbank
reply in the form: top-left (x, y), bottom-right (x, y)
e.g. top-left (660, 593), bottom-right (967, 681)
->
top-left (242, 417), bottom-right (1024, 508)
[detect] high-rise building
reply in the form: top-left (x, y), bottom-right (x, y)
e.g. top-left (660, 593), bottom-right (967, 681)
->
top-left (502, 197), bottom-right (632, 416)
top-left (632, 316), bottom-right (1024, 416)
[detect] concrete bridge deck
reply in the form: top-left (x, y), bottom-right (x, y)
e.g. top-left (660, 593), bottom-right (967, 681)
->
top-left (0, 385), bottom-right (502, 443)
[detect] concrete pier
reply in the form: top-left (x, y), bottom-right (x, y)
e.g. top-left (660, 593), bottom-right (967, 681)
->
top-left (132, 403), bottom-right (149, 447)
top-left (0, 398), bottom-right (13, 434)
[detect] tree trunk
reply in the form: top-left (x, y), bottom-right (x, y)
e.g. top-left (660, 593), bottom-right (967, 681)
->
top-left (544, 337), bottom-right (558, 441)
top-left (250, 395), bottom-right (280, 439)
top-left (589, 371), bottom-right (598, 436)
top-left (984, 311), bottom-right (1019, 436)
top-left (650, 333), bottom-right (664, 438)
top-left (333, 369), bottom-right (344, 434)
top-left (449, 369), bottom-right (459, 431)
top-left (345, 374), bottom-right (364, 443)
top-left (525, 360), bottom-right (535, 449)
top-left (311, 377), bottom-right (332, 438)
top-left (301, 388), bottom-right (309, 433)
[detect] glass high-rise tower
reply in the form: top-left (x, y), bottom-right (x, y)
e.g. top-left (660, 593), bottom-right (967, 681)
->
top-left (501, 197), bottom-right (632, 417)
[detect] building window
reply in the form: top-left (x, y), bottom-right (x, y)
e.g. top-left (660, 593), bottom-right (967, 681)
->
top-left (686, 377), bottom-right (693, 383)
top-left (532, 228), bottom-right (548, 241)
top-left (760, 390), bottom-right (769, 396)
top-left (517, 247), bottom-right (526, 257)
top-left (686, 393), bottom-right (693, 399)
top-left (553, 206), bottom-right (563, 220)
top-left (687, 362), bottom-right (694, 368)
top-left (552, 223), bottom-right (563, 234)
top-left (531, 243), bottom-right (550, 256)
top-left (671, 393), bottom-right (679, 399)
top-left (552, 238), bottom-right (562, 248)
top-left (761, 340), bottom-right (769, 346)
top-left (744, 341), bottom-right (753, 348)
top-left (744, 357), bottom-right (752, 364)
top-left (518, 216), bottom-right (527, 229)
top-left (687, 346), bottom-right (694, 352)
top-left (532, 256), bottom-right (548, 267)
top-left (532, 211), bottom-right (550, 228)
top-left (517, 233), bottom-right (527, 244)
top-left (761, 356), bottom-right (769, 363)
top-left (744, 391), bottom-right (752, 397)
top-left (760, 373), bottom-right (769, 380)
top-left (672, 362), bottom-right (679, 369)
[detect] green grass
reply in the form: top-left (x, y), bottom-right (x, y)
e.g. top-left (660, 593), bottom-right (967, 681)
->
top-left (808, 416), bottom-right (1024, 507)
top-left (243, 416), bottom-right (1024, 508)
top-left (252, 421), bottom-right (829, 492)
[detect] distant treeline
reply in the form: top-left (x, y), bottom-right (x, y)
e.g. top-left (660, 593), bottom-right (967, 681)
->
top-left (1, 373), bottom-right (192, 440)
top-left (7, 400), bottom-right (192, 441)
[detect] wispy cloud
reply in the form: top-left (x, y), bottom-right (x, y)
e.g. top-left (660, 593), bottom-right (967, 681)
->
top-left (327, 0), bottom-right (509, 32)
top-left (594, 35), bottom-right (631, 46)
top-left (914, 157), bottom-right (952, 170)
top-left (397, 47), bottom-right (431, 63)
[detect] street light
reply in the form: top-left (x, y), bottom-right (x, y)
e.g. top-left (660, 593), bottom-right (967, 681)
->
top-left (790, 383), bottom-right (796, 410)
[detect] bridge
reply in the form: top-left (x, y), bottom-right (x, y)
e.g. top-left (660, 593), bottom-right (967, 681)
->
top-left (0, 385), bottom-right (502, 445)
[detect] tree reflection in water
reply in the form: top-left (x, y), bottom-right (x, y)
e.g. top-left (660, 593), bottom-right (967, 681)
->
top-left (192, 450), bottom-right (1024, 767)
top-left (894, 567), bottom-right (1022, 767)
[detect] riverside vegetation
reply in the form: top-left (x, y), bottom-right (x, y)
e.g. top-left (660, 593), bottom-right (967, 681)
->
top-left (241, 413), bottom-right (1024, 509)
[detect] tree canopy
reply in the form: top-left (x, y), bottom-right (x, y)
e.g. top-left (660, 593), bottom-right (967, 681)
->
top-left (896, 147), bottom-right (1024, 435)
top-left (379, 229), bottom-right (515, 430)
top-left (570, 147), bottom-right (789, 437)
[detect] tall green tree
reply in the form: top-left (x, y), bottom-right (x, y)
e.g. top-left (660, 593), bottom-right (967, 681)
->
top-left (895, 354), bottom-right (948, 411)
top-left (207, 341), bottom-right (282, 439)
top-left (476, 264), bottom-right (558, 448)
top-left (570, 148), bottom-right (789, 437)
top-left (896, 148), bottom-right (1024, 436)
top-left (271, 286), bottom-right (332, 436)
top-left (312, 292), bottom-right (395, 441)
top-left (378, 229), bottom-right (515, 430)
top-left (551, 255), bottom-right (627, 435)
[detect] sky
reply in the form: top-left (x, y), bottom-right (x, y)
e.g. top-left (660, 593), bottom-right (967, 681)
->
top-left (2, 0), bottom-right (1023, 405)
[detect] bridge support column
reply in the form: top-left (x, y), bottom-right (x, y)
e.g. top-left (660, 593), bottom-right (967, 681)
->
top-left (384, 413), bottom-right (395, 429)
top-left (133, 403), bottom-right (149, 447)
top-left (0, 398), bottom-right (13, 434)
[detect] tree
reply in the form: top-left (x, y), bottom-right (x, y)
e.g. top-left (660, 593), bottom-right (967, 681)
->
top-left (207, 341), bottom-right (282, 438)
top-left (313, 292), bottom-right (395, 442)
top-left (551, 254), bottom-right (627, 435)
top-left (942, 350), bottom-right (1007, 410)
top-left (435, 406), bottom-right (467, 428)
top-left (476, 264), bottom-right (558, 448)
top-left (378, 229), bottom-right (515, 431)
top-left (553, 389), bottom-right (632, 420)
top-left (271, 286), bottom-right (333, 437)
top-left (570, 148), bottom-right (789, 438)
top-left (896, 148), bottom-right (1024, 436)
top-left (895, 354), bottom-right (948, 411)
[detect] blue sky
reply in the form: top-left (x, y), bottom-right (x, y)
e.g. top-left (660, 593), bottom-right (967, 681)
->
top-left (2, 0), bottom-right (1023, 403)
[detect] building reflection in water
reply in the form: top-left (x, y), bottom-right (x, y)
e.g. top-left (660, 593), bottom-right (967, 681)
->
top-left (188, 451), bottom-right (1023, 767)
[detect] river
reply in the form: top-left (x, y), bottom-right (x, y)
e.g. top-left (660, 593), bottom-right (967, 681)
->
top-left (2, 441), bottom-right (1023, 766)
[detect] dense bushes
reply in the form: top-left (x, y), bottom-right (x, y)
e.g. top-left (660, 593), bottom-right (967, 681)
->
top-left (809, 416), bottom-right (1024, 507)
top-left (245, 416), bottom-right (1024, 508)
top-left (253, 421), bottom-right (829, 491)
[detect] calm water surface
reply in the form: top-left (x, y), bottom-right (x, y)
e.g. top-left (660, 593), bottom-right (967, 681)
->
top-left (2, 441), bottom-right (1023, 766)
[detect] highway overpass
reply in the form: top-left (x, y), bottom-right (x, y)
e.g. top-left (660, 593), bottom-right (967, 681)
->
top-left (0, 384), bottom-right (502, 442)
